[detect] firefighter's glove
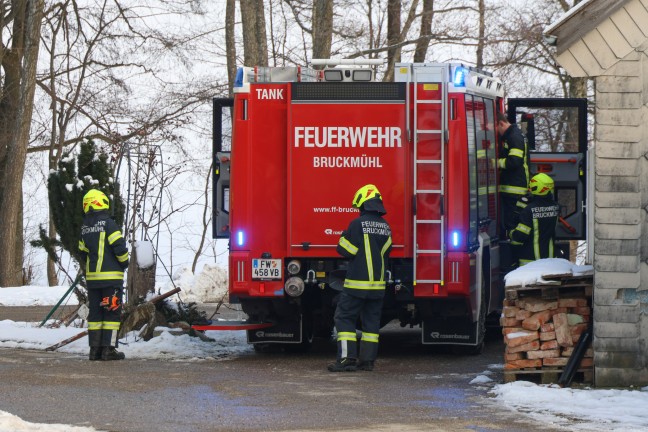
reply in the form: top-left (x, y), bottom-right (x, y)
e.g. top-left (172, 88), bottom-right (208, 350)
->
top-left (100, 293), bottom-right (121, 311)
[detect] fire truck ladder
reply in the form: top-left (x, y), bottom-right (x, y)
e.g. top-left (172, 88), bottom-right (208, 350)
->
top-left (410, 65), bottom-right (447, 292)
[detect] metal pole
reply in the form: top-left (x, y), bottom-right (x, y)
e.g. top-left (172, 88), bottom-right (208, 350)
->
top-left (39, 274), bottom-right (82, 327)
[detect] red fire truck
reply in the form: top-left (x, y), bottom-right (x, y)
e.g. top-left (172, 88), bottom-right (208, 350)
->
top-left (210, 60), bottom-right (587, 352)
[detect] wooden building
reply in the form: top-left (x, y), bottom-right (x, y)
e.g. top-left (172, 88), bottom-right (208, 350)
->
top-left (544, 0), bottom-right (648, 386)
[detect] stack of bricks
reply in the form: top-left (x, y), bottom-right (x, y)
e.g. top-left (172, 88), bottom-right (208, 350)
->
top-left (502, 294), bottom-right (593, 372)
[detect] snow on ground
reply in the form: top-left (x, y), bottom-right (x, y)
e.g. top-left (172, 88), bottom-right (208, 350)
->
top-left (0, 320), bottom-right (252, 360)
top-left (0, 285), bottom-right (80, 306)
top-left (490, 380), bottom-right (648, 432)
top-left (2, 262), bottom-right (648, 432)
top-left (0, 410), bottom-right (100, 432)
top-left (0, 263), bottom-right (229, 307)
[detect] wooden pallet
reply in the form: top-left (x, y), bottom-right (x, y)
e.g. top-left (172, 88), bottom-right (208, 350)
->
top-left (506, 285), bottom-right (593, 301)
top-left (505, 274), bottom-right (593, 301)
top-left (503, 367), bottom-right (593, 385)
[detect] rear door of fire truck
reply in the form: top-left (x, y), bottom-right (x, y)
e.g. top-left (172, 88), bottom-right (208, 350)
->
top-left (213, 98), bottom-right (233, 240)
top-left (507, 98), bottom-right (588, 259)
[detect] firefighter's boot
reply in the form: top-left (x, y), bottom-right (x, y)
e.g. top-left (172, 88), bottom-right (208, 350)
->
top-left (101, 346), bottom-right (125, 361)
top-left (327, 357), bottom-right (357, 372)
top-left (357, 360), bottom-right (374, 371)
top-left (89, 347), bottom-right (103, 361)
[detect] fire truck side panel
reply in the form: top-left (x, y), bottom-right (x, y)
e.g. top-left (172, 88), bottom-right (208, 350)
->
top-left (229, 84), bottom-right (290, 298)
top-left (288, 86), bottom-right (410, 258)
top-left (445, 93), bottom-right (472, 298)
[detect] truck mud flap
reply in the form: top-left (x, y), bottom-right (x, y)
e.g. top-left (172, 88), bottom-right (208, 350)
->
top-left (247, 318), bottom-right (303, 344)
top-left (421, 318), bottom-right (479, 346)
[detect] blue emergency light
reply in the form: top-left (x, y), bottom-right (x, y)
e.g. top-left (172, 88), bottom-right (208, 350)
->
top-left (237, 230), bottom-right (245, 246)
top-left (453, 67), bottom-right (467, 87)
top-left (452, 231), bottom-right (460, 247)
top-left (234, 68), bottom-right (244, 88)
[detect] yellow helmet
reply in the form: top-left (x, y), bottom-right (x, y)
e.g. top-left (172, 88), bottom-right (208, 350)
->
top-left (352, 184), bottom-right (382, 208)
top-left (529, 173), bottom-right (554, 196)
top-left (83, 189), bottom-right (110, 213)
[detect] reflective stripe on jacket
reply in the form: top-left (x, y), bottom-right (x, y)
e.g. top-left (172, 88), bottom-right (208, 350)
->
top-left (337, 210), bottom-right (392, 299)
top-left (79, 210), bottom-right (129, 287)
top-left (498, 124), bottom-right (529, 196)
top-left (509, 195), bottom-right (559, 264)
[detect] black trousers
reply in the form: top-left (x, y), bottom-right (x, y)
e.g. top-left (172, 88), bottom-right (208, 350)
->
top-left (334, 291), bottom-right (383, 362)
top-left (501, 193), bottom-right (523, 236)
top-left (87, 284), bottom-right (123, 348)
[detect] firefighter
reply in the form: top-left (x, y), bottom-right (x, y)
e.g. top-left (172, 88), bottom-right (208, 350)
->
top-left (496, 111), bottom-right (530, 235)
top-left (509, 173), bottom-right (560, 266)
top-left (328, 184), bottom-right (392, 372)
top-left (79, 189), bottom-right (129, 361)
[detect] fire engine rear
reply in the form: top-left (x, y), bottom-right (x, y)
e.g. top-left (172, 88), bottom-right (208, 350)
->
top-left (211, 60), bottom-right (587, 352)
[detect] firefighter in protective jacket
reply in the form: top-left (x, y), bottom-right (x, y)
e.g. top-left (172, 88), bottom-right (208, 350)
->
top-left (497, 111), bottom-right (530, 234)
top-left (79, 189), bottom-right (129, 361)
top-left (509, 173), bottom-right (559, 266)
top-left (328, 184), bottom-right (392, 372)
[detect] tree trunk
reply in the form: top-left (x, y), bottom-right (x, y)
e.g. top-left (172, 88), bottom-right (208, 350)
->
top-left (240, 0), bottom-right (268, 67)
top-left (312, 0), bottom-right (333, 63)
top-left (0, 0), bottom-right (44, 287)
top-left (475, 0), bottom-right (485, 69)
top-left (413, 0), bottom-right (434, 63)
top-left (47, 218), bottom-right (58, 286)
top-left (384, 0), bottom-right (402, 82)
top-left (127, 246), bottom-right (156, 306)
top-left (225, 0), bottom-right (237, 95)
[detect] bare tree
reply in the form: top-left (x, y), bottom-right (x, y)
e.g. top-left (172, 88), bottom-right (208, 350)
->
top-left (384, 0), bottom-right (402, 81)
top-left (312, 0), bottom-right (333, 62)
top-left (240, 0), bottom-right (269, 66)
top-left (413, 0), bottom-right (434, 63)
top-left (226, 0), bottom-right (237, 95)
top-left (475, 0), bottom-right (485, 68)
top-left (26, 0), bottom-right (229, 285)
top-left (192, 161), bottom-right (213, 273)
top-left (0, 0), bottom-right (45, 287)
top-left (485, 0), bottom-right (588, 100)
top-left (384, 0), bottom-right (420, 81)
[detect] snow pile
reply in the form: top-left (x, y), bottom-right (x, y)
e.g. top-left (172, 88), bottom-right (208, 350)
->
top-left (0, 410), bottom-right (100, 432)
top-left (504, 258), bottom-right (593, 288)
top-left (0, 264), bottom-right (228, 307)
top-left (133, 240), bottom-right (155, 268)
top-left (0, 285), bottom-right (79, 307)
top-left (163, 263), bottom-right (228, 303)
top-left (490, 381), bottom-right (648, 431)
top-left (470, 374), bottom-right (494, 384)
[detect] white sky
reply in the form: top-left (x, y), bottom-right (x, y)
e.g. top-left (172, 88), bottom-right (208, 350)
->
top-left (1, 261), bottom-right (648, 432)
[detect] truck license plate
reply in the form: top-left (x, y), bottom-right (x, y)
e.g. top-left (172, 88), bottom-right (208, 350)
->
top-left (252, 259), bottom-right (282, 280)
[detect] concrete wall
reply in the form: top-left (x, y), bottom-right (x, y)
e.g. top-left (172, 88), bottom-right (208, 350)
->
top-left (592, 51), bottom-right (648, 386)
